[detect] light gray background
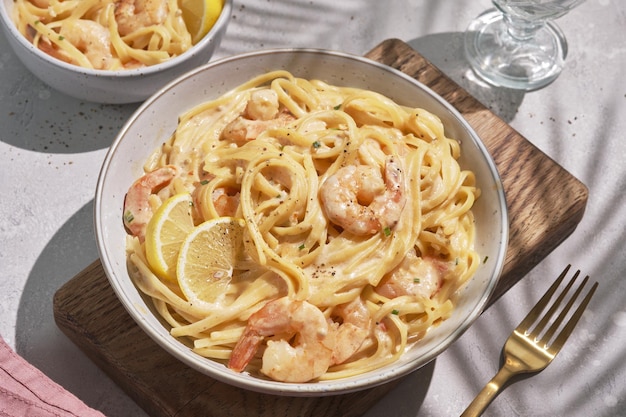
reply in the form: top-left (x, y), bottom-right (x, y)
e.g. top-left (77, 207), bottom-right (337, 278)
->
top-left (1, 0), bottom-right (624, 416)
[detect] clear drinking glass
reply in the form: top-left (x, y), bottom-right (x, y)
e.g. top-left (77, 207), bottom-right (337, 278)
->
top-left (464, 0), bottom-right (586, 90)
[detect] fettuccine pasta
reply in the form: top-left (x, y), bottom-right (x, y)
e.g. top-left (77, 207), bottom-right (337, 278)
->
top-left (123, 70), bottom-right (481, 382)
top-left (12, 0), bottom-right (192, 69)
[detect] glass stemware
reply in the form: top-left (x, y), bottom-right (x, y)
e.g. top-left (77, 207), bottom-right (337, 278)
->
top-left (464, 0), bottom-right (586, 91)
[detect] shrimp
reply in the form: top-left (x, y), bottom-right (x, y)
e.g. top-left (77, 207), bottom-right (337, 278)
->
top-left (319, 156), bottom-right (406, 236)
top-left (55, 20), bottom-right (114, 70)
top-left (221, 90), bottom-right (295, 143)
top-left (330, 297), bottom-right (372, 365)
top-left (114, 0), bottom-right (168, 36)
top-left (192, 183), bottom-right (240, 219)
top-left (245, 89), bottom-right (280, 121)
top-left (228, 297), bottom-right (335, 383)
top-left (376, 251), bottom-right (446, 300)
top-left (123, 165), bottom-right (179, 241)
top-left (212, 187), bottom-right (240, 217)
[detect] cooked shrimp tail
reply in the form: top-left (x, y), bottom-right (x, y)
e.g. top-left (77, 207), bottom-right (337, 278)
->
top-left (123, 165), bottom-right (179, 241)
top-left (228, 297), bottom-right (335, 382)
top-left (331, 296), bottom-right (372, 365)
top-left (227, 327), bottom-right (264, 373)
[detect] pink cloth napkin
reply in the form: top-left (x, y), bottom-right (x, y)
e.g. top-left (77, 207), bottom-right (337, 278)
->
top-left (0, 336), bottom-right (105, 417)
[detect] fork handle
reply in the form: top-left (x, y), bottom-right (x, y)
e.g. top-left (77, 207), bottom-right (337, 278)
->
top-left (460, 366), bottom-right (515, 417)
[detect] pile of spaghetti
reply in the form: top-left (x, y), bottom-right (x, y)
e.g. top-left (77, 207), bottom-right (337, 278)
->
top-left (12, 0), bottom-right (195, 69)
top-left (123, 70), bottom-right (481, 382)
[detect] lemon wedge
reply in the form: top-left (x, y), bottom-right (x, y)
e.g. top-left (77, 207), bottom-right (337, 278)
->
top-left (145, 193), bottom-right (195, 282)
top-left (180, 0), bottom-right (224, 44)
top-left (176, 217), bottom-right (246, 308)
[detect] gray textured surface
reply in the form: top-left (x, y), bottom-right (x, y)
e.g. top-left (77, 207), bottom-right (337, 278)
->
top-left (1, 0), bottom-right (624, 415)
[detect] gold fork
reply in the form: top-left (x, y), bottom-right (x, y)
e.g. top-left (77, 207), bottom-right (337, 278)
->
top-left (460, 265), bottom-right (598, 417)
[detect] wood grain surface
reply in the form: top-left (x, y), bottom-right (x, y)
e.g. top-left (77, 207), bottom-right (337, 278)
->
top-left (53, 39), bottom-right (588, 417)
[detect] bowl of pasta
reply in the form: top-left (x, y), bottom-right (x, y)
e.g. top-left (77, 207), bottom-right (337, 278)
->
top-left (0, 0), bottom-right (232, 103)
top-left (95, 49), bottom-right (508, 395)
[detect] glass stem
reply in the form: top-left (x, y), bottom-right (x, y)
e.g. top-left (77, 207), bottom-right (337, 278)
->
top-left (503, 14), bottom-right (544, 41)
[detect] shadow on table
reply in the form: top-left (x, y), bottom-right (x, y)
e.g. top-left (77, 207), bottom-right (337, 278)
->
top-left (405, 32), bottom-right (525, 123)
top-left (364, 361), bottom-right (434, 417)
top-left (0, 82), bottom-right (138, 153)
top-left (0, 28), bottom-right (138, 154)
top-left (15, 200), bottom-right (146, 416)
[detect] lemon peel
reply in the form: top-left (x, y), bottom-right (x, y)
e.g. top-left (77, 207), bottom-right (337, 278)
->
top-left (145, 193), bottom-right (195, 282)
top-left (180, 0), bottom-right (224, 44)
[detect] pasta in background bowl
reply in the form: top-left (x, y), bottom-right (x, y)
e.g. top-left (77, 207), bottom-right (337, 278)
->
top-left (95, 49), bottom-right (508, 395)
top-left (0, 0), bottom-right (232, 103)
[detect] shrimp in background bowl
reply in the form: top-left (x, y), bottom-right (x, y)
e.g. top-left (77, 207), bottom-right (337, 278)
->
top-left (11, 0), bottom-right (221, 70)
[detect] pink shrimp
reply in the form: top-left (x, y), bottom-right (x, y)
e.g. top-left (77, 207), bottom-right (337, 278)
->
top-left (212, 188), bottom-right (240, 217)
top-left (192, 184), bottom-right (240, 219)
top-left (123, 165), bottom-right (179, 241)
top-left (376, 251), bottom-right (447, 300)
top-left (319, 156), bottom-right (406, 235)
top-left (114, 0), bottom-right (168, 37)
top-left (37, 20), bottom-right (114, 70)
top-left (228, 297), bottom-right (335, 382)
top-left (330, 296), bottom-right (372, 365)
top-left (221, 90), bottom-right (295, 143)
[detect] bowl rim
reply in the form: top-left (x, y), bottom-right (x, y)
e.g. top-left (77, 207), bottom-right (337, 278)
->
top-left (95, 47), bottom-right (509, 395)
top-left (0, 0), bottom-right (233, 76)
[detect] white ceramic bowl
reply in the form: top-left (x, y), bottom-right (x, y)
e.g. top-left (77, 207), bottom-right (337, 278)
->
top-left (95, 49), bottom-right (509, 395)
top-left (0, 0), bottom-right (232, 104)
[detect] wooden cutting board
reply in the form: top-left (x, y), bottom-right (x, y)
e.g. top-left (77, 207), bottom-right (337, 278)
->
top-left (53, 39), bottom-right (588, 417)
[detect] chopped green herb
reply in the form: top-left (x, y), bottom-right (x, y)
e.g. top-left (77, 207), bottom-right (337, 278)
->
top-left (391, 309), bottom-right (399, 315)
top-left (413, 278), bottom-right (421, 283)
top-left (58, 35), bottom-right (64, 41)
top-left (483, 256), bottom-right (489, 263)
top-left (383, 226), bottom-right (392, 237)
top-left (312, 141), bottom-right (321, 149)
top-left (200, 179), bottom-right (209, 185)
top-left (124, 211), bottom-right (134, 224)
top-left (334, 104), bottom-right (342, 110)
top-left (299, 244), bottom-right (306, 250)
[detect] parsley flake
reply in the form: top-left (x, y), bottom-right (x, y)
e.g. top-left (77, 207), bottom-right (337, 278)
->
top-left (124, 211), bottom-right (134, 224)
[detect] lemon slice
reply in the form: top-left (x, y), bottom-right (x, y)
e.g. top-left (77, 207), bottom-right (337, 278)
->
top-left (177, 217), bottom-right (246, 308)
top-left (145, 193), bottom-right (195, 282)
top-left (180, 0), bottom-right (224, 44)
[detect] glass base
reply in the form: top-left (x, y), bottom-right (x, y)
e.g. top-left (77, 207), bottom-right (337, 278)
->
top-left (464, 9), bottom-right (569, 91)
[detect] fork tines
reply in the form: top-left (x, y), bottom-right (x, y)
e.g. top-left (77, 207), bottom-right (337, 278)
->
top-left (517, 264), bottom-right (598, 350)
